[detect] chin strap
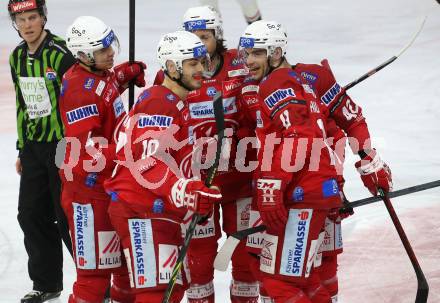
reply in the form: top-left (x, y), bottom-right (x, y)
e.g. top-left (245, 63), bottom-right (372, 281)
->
top-left (164, 70), bottom-right (193, 91)
top-left (267, 56), bottom-right (285, 74)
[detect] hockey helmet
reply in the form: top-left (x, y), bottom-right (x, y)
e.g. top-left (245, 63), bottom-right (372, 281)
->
top-left (182, 5), bottom-right (223, 40)
top-left (8, 0), bottom-right (47, 20)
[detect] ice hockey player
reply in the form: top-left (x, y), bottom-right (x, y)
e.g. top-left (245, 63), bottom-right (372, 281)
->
top-left (238, 20), bottom-right (393, 302)
top-left (200, 0), bottom-right (262, 24)
top-left (8, 0), bottom-right (75, 301)
top-left (59, 15), bottom-right (147, 303)
top-left (175, 6), bottom-right (260, 303)
top-left (103, 30), bottom-right (222, 303)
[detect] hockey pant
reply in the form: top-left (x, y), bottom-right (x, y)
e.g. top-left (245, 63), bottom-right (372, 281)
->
top-left (61, 188), bottom-right (133, 303)
top-left (108, 202), bottom-right (188, 303)
top-left (185, 197), bottom-right (259, 302)
top-left (258, 208), bottom-right (331, 303)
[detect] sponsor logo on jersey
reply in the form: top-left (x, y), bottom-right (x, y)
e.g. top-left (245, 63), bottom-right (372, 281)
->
top-left (231, 57), bottom-right (244, 66)
top-left (128, 219), bottom-right (157, 288)
top-left (113, 97), bottom-right (125, 118)
top-left (189, 98), bottom-right (237, 119)
top-left (152, 199), bottom-right (164, 214)
top-left (206, 86), bottom-right (217, 97)
top-left (322, 178), bottom-right (339, 198)
top-left (45, 67), bottom-right (57, 81)
top-left (66, 104), bottom-right (99, 124)
top-left (280, 209), bottom-right (313, 277)
top-left (73, 203), bottom-right (96, 269)
top-left (137, 115), bottom-right (173, 128)
top-left (300, 71), bottom-right (318, 84)
top-left (98, 231), bottom-right (121, 269)
top-left (242, 84), bottom-right (259, 94)
top-left (176, 100), bottom-right (185, 111)
top-left (10, 0), bottom-right (36, 13)
top-left (83, 77), bottom-right (95, 90)
top-left (264, 88), bottom-right (296, 110)
top-left (292, 186), bottom-right (304, 202)
top-left (243, 95), bottom-right (258, 106)
top-left (223, 79), bottom-right (241, 94)
top-left (228, 69), bottom-right (248, 78)
top-left (95, 80), bottom-right (106, 96)
top-left (321, 82), bottom-right (341, 105)
top-left (303, 84), bottom-right (317, 98)
top-left (184, 19), bottom-right (207, 31)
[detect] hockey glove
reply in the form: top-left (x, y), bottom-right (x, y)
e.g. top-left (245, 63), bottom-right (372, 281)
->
top-left (171, 178), bottom-right (222, 216)
top-left (355, 149), bottom-right (393, 196)
top-left (114, 61), bottom-right (147, 90)
top-left (256, 178), bottom-right (288, 234)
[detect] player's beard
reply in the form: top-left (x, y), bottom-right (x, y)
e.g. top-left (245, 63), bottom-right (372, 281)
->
top-left (181, 72), bottom-right (203, 91)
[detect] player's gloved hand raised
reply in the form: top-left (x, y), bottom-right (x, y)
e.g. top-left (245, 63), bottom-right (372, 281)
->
top-left (114, 61), bottom-right (147, 89)
top-left (256, 178), bottom-right (288, 234)
top-left (355, 149), bottom-right (393, 196)
top-left (171, 178), bottom-right (222, 216)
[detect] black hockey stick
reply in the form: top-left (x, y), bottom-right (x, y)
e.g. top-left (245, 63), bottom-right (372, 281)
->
top-left (128, 0), bottom-right (135, 110)
top-left (343, 16), bottom-right (426, 90)
top-left (162, 92), bottom-right (225, 303)
top-left (378, 189), bottom-right (429, 303)
top-left (214, 179), bottom-right (440, 271)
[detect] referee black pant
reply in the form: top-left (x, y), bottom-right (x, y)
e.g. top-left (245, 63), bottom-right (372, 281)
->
top-left (17, 141), bottom-right (72, 292)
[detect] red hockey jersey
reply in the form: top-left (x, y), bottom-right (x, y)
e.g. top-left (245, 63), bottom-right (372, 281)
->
top-left (103, 85), bottom-right (188, 220)
top-left (256, 68), bottom-right (342, 209)
top-left (59, 63), bottom-right (126, 195)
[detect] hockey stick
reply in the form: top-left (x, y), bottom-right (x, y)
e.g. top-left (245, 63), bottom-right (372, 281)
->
top-left (128, 0), bottom-right (135, 110)
top-left (378, 189), bottom-right (429, 303)
top-left (162, 92), bottom-right (225, 303)
top-left (343, 16), bottom-right (426, 90)
top-left (214, 179), bottom-right (440, 271)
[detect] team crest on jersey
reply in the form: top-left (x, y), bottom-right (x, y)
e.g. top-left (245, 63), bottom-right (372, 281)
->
top-left (166, 93), bottom-right (175, 101)
top-left (301, 71), bottom-right (318, 84)
top-left (288, 70), bottom-right (302, 83)
top-left (321, 83), bottom-right (341, 105)
top-left (83, 77), bottom-right (95, 91)
top-left (322, 179), bottom-right (339, 198)
top-left (113, 97), bottom-right (125, 118)
top-left (45, 67), bottom-right (57, 81)
top-left (264, 88), bottom-right (296, 109)
top-left (206, 86), bottom-right (217, 97)
top-left (66, 104), bottom-right (99, 124)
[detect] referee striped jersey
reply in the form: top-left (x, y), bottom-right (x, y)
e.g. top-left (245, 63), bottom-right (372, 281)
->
top-left (9, 30), bottom-right (76, 151)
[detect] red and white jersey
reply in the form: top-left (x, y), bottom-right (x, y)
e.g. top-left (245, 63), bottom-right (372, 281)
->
top-left (154, 49), bottom-right (251, 202)
top-left (293, 60), bottom-right (371, 151)
top-left (59, 63), bottom-right (126, 193)
top-left (181, 49), bottom-right (251, 202)
top-left (104, 85), bottom-right (188, 219)
top-left (257, 67), bottom-right (342, 209)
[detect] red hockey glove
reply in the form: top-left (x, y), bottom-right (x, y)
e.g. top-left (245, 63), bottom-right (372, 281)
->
top-left (355, 149), bottom-right (393, 196)
top-left (114, 61), bottom-right (147, 89)
top-left (256, 178), bottom-right (288, 234)
top-left (171, 178), bottom-right (222, 216)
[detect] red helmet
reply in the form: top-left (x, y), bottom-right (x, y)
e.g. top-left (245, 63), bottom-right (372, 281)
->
top-left (8, 0), bottom-right (47, 20)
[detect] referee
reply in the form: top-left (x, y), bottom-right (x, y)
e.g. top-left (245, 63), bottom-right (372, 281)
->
top-left (8, 0), bottom-right (75, 302)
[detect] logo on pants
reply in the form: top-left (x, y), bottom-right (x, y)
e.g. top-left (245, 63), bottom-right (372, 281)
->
top-left (73, 203), bottom-right (96, 269)
top-left (280, 209), bottom-right (313, 277)
top-left (158, 244), bottom-right (182, 285)
top-left (98, 231), bottom-right (122, 269)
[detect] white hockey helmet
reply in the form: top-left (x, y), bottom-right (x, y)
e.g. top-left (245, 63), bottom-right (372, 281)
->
top-left (66, 16), bottom-right (120, 62)
top-left (157, 30), bottom-right (208, 73)
top-left (182, 5), bottom-right (223, 40)
top-left (239, 20), bottom-right (287, 57)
